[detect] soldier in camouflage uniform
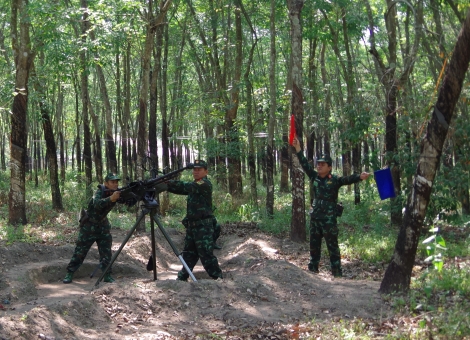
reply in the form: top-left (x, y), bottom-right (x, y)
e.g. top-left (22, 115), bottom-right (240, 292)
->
top-left (63, 173), bottom-right (122, 284)
top-left (213, 220), bottom-right (222, 249)
top-left (167, 160), bottom-right (223, 281)
top-left (292, 137), bottom-right (370, 277)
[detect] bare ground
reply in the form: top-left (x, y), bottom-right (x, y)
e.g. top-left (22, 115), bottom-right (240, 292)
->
top-left (0, 222), bottom-right (394, 339)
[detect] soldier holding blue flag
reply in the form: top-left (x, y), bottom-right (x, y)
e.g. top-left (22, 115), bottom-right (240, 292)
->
top-left (292, 137), bottom-right (370, 277)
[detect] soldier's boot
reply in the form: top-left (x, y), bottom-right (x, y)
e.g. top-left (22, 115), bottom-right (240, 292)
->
top-left (63, 272), bottom-right (74, 284)
top-left (176, 271), bottom-right (189, 282)
top-left (332, 267), bottom-right (342, 278)
top-left (308, 263), bottom-right (319, 273)
top-left (103, 273), bottom-right (115, 283)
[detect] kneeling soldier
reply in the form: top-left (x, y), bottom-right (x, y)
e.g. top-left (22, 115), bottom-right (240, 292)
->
top-left (63, 173), bottom-right (122, 284)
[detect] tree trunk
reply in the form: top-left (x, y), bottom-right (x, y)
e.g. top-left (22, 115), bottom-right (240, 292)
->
top-left (56, 84), bottom-right (66, 184)
top-left (89, 30), bottom-right (117, 175)
top-left (32, 62), bottom-right (63, 210)
top-left (149, 23), bottom-right (163, 172)
top-left (288, 0), bottom-right (306, 242)
top-left (72, 77), bottom-right (82, 174)
top-left (9, 0), bottom-right (34, 225)
top-left (32, 124), bottom-right (38, 186)
top-left (454, 104), bottom-right (470, 215)
top-left (1, 133), bottom-right (6, 170)
top-left (40, 98), bottom-right (63, 210)
top-left (160, 22), bottom-right (171, 214)
top-left (138, 1), bottom-right (172, 222)
top-left (225, 0), bottom-right (243, 198)
top-left (80, 0), bottom-right (93, 191)
top-left (266, 0), bottom-right (276, 217)
top-left (319, 42), bottom-right (332, 155)
top-left (120, 41), bottom-right (131, 182)
top-left (280, 49), bottom-right (293, 194)
top-left (246, 87), bottom-right (257, 208)
top-left (89, 103), bottom-right (103, 183)
top-left (366, 0), bottom-right (424, 226)
top-left (136, 2), bottom-right (156, 232)
top-left (380, 8), bottom-right (470, 294)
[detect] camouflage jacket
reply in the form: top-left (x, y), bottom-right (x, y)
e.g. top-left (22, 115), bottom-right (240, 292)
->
top-left (297, 151), bottom-right (361, 218)
top-left (167, 177), bottom-right (213, 221)
top-left (85, 186), bottom-right (117, 223)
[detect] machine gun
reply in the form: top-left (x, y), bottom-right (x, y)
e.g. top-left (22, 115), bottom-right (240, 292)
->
top-left (93, 160), bottom-right (197, 287)
top-left (102, 163), bottom-right (194, 206)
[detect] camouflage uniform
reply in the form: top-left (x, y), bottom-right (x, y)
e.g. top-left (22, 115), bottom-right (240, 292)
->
top-left (66, 186), bottom-right (116, 275)
top-left (297, 151), bottom-right (362, 277)
top-left (167, 175), bottom-right (223, 281)
top-left (213, 219), bottom-right (221, 244)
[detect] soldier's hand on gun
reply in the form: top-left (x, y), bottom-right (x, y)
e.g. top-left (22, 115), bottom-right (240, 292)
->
top-left (110, 190), bottom-right (121, 202)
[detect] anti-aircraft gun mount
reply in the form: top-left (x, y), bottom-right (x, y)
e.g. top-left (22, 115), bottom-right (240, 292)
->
top-left (93, 158), bottom-right (197, 288)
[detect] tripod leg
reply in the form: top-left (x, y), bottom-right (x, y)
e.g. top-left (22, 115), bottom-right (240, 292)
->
top-left (94, 209), bottom-right (148, 288)
top-left (150, 211), bottom-right (157, 281)
top-left (151, 214), bottom-right (197, 282)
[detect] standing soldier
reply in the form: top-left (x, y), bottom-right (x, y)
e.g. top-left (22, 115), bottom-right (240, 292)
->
top-left (167, 160), bottom-right (223, 281)
top-left (292, 137), bottom-right (370, 277)
top-left (63, 173), bottom-right (122, 284)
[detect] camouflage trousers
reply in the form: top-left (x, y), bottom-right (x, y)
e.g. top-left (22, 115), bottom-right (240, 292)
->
top-left (66, 222), bottom-right (113, 274)
top-left (213, 218), bottom-right (221, 242)
top-left (178, 219), bottom-right (223, 281)
top-left (308, 217), bottom-right (342, 276)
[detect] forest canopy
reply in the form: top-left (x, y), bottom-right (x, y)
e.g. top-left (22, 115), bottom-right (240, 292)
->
top-left (0, 0), bottom-right (469, 228)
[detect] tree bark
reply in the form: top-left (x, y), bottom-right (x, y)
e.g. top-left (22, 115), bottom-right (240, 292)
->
top-left (56, 84), bottom-right (66, 184)
top-left (89, 30), bottom-right (117, 175)
top-left (136, 0), bottom-right (172, 228)
top-left (380, 8), bottom-right (470, 294)
top-left (120, 41), bottom-right (131, 181)
top-left (266, 0), bottom-right (276, 217)
top-left (225, 0), bottom-right (243, 198)
top-left (366, 0), bottom-right (423, 226)
top-left (9, 0), bottom-right (34, 225)
top-left (88, 102), bottom-right (103, 183)
top-left (288, 0), bottom-right (306, 242)
top-left (32, 62), bottom-right (63, 210)
top-left (149, 22), bottom-right (163, 172)
top-left (80, 0), bottom-right (93, 191)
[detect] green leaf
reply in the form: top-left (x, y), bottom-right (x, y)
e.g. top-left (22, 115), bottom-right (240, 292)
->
top-left (436, 235), bottom-right (446, 247)
top-left (434, 261), bottom-right (443, 272)
top-left (435, 244), bottom-right (447, 251)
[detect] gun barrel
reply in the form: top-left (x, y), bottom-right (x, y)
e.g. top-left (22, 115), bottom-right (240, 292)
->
top-left (102, 165), bottom-right (191, 204)
top-left (145, 166), bottom-right (190, 187)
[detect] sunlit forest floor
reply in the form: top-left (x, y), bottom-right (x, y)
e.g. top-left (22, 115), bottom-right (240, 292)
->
top-left (0, 171), bottom-right (469, 339)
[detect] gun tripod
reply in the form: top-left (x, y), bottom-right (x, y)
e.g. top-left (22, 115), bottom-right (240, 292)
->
top-left (94, 197), bottom-right (197, 287)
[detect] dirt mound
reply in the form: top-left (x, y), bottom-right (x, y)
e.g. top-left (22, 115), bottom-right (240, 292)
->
top-left (0, 224), bottom-right (392, 339)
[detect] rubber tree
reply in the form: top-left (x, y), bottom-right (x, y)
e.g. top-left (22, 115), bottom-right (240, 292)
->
top-left (379, 8), bottom-right (470, 294)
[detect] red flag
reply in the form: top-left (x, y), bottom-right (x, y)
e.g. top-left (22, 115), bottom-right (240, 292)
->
top-left (289, 115), bottom-right (296, 145)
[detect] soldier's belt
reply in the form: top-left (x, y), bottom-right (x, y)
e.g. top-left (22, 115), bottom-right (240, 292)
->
top-left (88, 217), bottom-right (108, 224)
top-left (186, 217), bottom-right (214, 228)
top-left (313, 199), bottom-right (336, 206)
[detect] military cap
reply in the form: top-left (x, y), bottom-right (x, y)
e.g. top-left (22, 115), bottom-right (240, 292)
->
top-left (193, 160), bottom-right (208, 169)
top-left (317, 154), bottom-right (332, 166)
top-left (104, 172), bottom-right (121, 181)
